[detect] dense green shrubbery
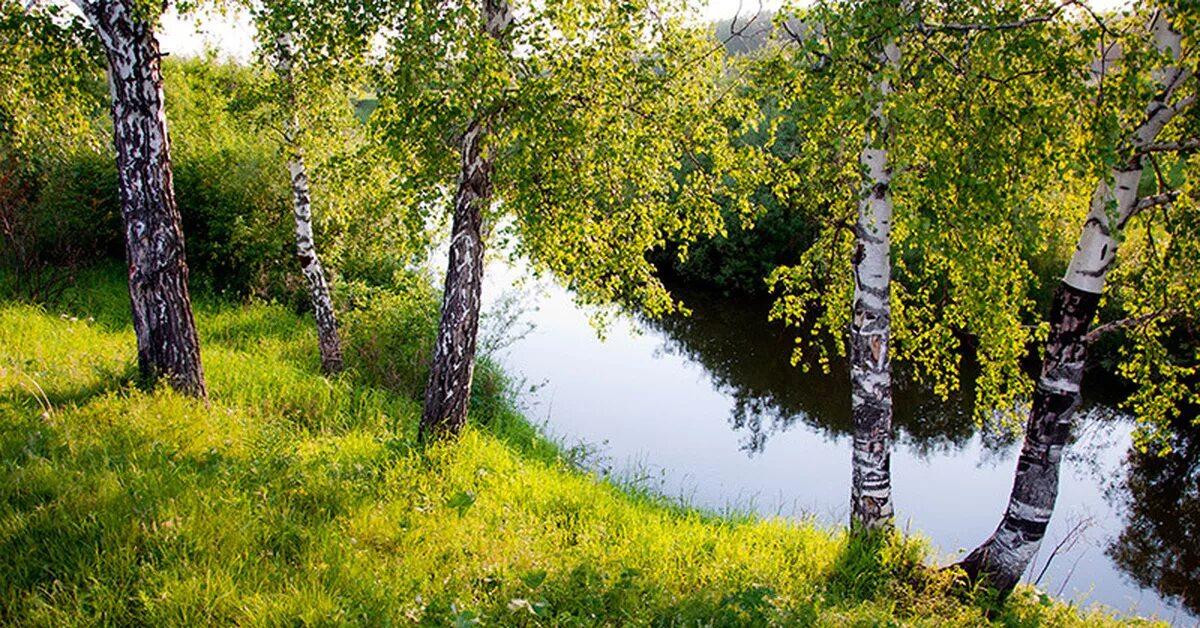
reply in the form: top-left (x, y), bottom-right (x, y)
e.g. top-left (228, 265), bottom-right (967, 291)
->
top-left (2, 49), bottom-right (425, 308)
top-left (654, 98), bottom-right (824, 295)
top-left (168, 68), bottom-right (295, 301)
top-left (655, 195), bottom-right (820, 294)
top-left (0, 2), bottom-right (108, 298)
top-left (340, 275), bottom-right (441, 401)
top-left (1, 147), bottom-right (122, 292)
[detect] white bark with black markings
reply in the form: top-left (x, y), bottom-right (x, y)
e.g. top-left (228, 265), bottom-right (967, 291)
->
top-left (959, 8), bottom-right (1189, 594)
top-left (420, 121), bottom-right (491, 438)
top-left (849, 39), bottom-right (900, 531)
top-left (74, 0), bottom-right (206, 397)
top-left (276, 35), bottom-right (344, 374)
top-left (419, 0), bottom-right (512, 439)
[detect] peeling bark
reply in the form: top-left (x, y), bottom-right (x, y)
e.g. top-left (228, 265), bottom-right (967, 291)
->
top-left (419, 0), bottom-right (511, 440)
top-left (76, 0), bottom-right (206, 397)
top-left (849, 39), bottom-right (900, 531)
top-left (958, 7), bottom-right (1189, 595)
top-left (420, 121), bottom-right (490, 439)
top-left (958, 283), bottom-right (1098, 592)
top-left (276, 36), bottom-right (343, 374)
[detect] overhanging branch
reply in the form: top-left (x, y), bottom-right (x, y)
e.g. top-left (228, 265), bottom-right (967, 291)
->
top-left (1085, 308), bottom-right (1182, 344)
top-left (914, 0), bottom-right (1075, 34)
top-left (1135, 190), bottom-right (1180, 213)
top-left (1138, 138), bottom-right (1200, 155)
top-left (1118, 190), bottom-right (1179, 229)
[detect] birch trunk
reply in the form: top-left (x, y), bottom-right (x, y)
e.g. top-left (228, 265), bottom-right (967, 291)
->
top-left (849, 39), bottom-right (900, 531)
top-left (76, 0), bottom-right (206, 398)
top-left (286, 139), bottom-right (344, 374)
top-left (419, 0), bottom-right (512, 440)
top-left (276, 37), bottom-right (344, 374)
top-left (958, 8), bottom-right (1189, 594)
top-left (420, 121), bottom-right (490, 438)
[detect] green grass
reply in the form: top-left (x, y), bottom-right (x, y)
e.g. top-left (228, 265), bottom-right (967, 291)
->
top-left (0, 266), bottom-right (1151, 626)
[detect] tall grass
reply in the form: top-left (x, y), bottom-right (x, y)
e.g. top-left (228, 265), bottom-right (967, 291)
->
top-left (0, 267), bottom-right (1145, 625)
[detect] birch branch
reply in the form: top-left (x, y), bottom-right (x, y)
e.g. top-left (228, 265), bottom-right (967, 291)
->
top-left (914, 0), bottom-right (1075, 34)
top-left (1117, 190), bottom-right (1180, 229)
top-left (1134, 190), bottom-right (1180, 214)
top-left (1085, 308), bottom-right (1182, 344)
top-left (1138, 138), bottom-right (1200, 155)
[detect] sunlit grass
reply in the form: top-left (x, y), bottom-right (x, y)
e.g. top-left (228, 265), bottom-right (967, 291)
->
top-left (0, 267), bottom-right (1150, 625)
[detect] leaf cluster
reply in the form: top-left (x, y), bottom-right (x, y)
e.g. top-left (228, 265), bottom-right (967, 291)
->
top-left (374, 0), bottom-right (767, 318)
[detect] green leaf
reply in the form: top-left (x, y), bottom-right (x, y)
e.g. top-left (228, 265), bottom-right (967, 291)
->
top-left (520, 568), bottom-right (547, 589)
top-left (446, 491), bottom-right (476, 516)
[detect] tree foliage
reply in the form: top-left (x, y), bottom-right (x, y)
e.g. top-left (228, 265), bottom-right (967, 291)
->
top-left (0, 0), bottom-right (109, 291)
top-left (761, 0), bottom-right (1200, 443)
top-left (374, 0), bottom-right (765, 321)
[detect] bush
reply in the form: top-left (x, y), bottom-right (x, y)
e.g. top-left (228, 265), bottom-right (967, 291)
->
top-left (655, 195), bottom-right (821, 294)
top-left (4, 48), bottom-right (427, 308)
top-left (164, 57), bottom-right (298, 302)
top-left (340, 274), bottom-right (441, 400)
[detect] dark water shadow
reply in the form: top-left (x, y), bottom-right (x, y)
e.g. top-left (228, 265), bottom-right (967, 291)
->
top-left (638, 282), bottom-right (993, 457)
top-left (639, 281), bottom-right (1126, 461)
top-left (1105, 409), bottom-right (1200, 617)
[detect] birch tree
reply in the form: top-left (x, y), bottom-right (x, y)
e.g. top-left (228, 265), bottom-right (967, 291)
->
top-left (251, 1), bottom-right (363, 375)
top-left (68, 0), bottom-right (207, 397)
top-left (375, 0), bottom-right (758, 440)
top-left (411, 0), bottom-right (511, 439)
top-left (766, 0), bottom-right (1079, 531)
top-left (243, 0), bottom-right (423, 374)
top-left (847, 16), bottom-right (901, 532)
top-left (273, 31), bottom-right (344, 374)
top-left (958, 3), bottom-right (1197, 595)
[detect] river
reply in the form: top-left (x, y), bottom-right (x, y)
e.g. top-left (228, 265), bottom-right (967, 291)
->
top-left (477, 257), bottom-right (1199, 625)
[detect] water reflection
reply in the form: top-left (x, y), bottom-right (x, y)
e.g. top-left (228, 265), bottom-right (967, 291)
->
top-left (640, 282), bottom-right (1002, 456)
top-left (637, 281), bottom-right (1198, 621)
top-left (1107, 413), bottom-right (1200, 617)
top-left (485, 259), bottom-right (1198, 624)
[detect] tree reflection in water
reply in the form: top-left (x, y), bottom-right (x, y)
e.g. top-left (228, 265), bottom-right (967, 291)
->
top-left (1107, 412), bottom-right (1200, 617)
top-left (638, 281), bottom-right (1070, 457)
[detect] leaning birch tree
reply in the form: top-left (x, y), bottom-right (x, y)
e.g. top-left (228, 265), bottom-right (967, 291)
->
top-left (244, 0), bottom-right (422, 374)
top-left (415, 0), bottom-right (512, 439)
top-left (958, 3), bottom-right (1197, 595)
top-left (374, 0), bottom-right (759, 440)
top-left (67, 0), bottom-right (207, 397)
top-left (249, 0), bottom-right (370, 375)
top-left (273, 31), bottom-right (345, 374)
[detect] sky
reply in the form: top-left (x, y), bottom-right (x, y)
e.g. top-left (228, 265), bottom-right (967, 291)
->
top-left (158, 0), bottom-right (1126, 62)
top-left (702, 0), bottom-right (786, 21)
top-left (159, 7), bottom-right (256, 61)
top-left (156, 0), bottom-right (786, 61)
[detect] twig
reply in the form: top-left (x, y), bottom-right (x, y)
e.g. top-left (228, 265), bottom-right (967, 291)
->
top-left (1033, 515), bottom-right (1092, 587)
top-left (1056, 549), bottom-right (1089, 598)
top-left (1138, 138), bottom-right (1200, 155)
top-left (914, 0), bottom-right (1074, 35)
top-left (1085, 308), bottom-right (1182, 344)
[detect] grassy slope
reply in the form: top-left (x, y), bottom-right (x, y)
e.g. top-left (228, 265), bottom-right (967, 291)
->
top-left (0, 267), bottom-right (1148, 626)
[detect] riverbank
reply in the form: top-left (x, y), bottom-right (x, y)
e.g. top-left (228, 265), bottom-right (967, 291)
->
top-left (0, 267), bottom-right (1141, 625)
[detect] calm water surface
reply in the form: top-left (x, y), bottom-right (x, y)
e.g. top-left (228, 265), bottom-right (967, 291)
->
top-left (478, 258), bottom-right (1199, 625)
